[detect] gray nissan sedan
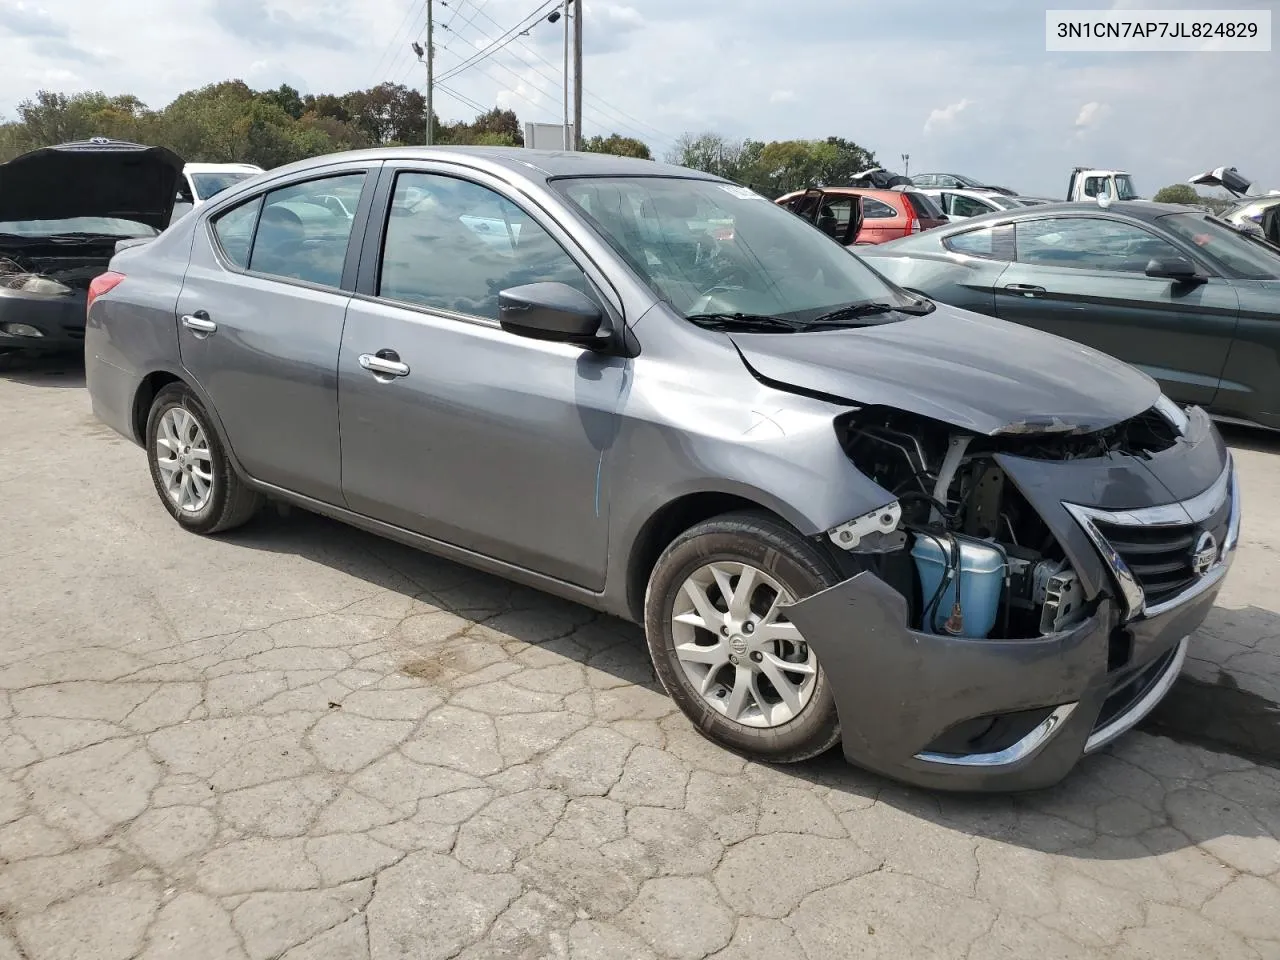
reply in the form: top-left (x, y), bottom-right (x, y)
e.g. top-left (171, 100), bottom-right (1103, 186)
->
top-left (86, 148), bottom-right (1239, 790)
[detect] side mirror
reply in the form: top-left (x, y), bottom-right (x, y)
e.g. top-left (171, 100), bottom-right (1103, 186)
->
top-left (498, 282), bottom-right (605, 345)
top-left (1145, 257), bottom-right (1205, 283)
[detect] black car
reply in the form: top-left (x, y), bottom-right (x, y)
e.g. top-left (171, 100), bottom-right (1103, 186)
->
top-left (0, 138), bottom-right (183, 356)
top-left (861, 201), bottom-right (1280, 431)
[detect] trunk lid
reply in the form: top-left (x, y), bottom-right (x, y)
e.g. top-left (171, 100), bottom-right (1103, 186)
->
top-left (0, 138), bottom-right (184, 231)
top-left (1188, 166), bottom-right (1254, 198)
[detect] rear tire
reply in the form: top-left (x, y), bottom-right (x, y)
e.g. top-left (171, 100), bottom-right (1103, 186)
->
top-left (644, 511), bottom-right (844, 763)
top-left (145, 384), bottom-right (261, 535)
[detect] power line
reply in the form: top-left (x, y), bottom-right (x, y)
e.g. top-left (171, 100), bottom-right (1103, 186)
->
top-left (437, 83), bottom-right (488, 114)
top-left (436, 0), bottom-right (559, 83)
top-left (366, 0), bottom-right (427, 87)
top-left (454, 4), bottom-right (674, 147)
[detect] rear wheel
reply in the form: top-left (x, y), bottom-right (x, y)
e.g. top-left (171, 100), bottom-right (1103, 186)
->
top-left (145, 384), bottom-right (261, 534)
top-left (644, 511), bottom-right (843, 762)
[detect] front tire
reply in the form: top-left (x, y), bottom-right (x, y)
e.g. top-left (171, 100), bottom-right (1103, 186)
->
top-left (644, 511), bottom-right (844, 763)
top-left (145, 384), bottom-right (261, 534)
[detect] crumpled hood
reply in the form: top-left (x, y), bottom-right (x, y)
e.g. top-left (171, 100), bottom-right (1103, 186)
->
top-left (0, 139), bottom-right (184, 231)
top-left (731, 303), bottom-right (1160, 435)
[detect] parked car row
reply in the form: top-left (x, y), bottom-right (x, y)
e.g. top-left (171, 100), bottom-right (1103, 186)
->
top-left (78, 145), bottom-right (1241, 792)
top-left (860, 199), bottom-right (1280, 431)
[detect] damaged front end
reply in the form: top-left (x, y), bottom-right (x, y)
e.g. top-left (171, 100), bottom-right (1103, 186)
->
top-left (785, 398), bottom-right (1239, 790)
top-left (0, 247), bottom-right (117, 350)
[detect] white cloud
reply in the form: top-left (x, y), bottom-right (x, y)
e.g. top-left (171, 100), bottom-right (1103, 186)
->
top-left (1074, 101), bottom-right (1108, 128)
top-left (769, 89), bottom-right (796, 104)
top-left (923, 98), bottom-right (973, 135)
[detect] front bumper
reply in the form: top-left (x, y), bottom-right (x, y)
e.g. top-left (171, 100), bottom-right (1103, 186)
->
top-left (0, 289), bottom-right (88, 353)
top-left (786, 423), bottom-right (1240, 792)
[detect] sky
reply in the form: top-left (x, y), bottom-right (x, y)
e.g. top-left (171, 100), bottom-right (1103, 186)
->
top-left (1, 0), bottom-right (1277, 198)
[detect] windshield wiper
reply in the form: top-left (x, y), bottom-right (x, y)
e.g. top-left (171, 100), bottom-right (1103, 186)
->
top-left (685, 312), bottom-right (802, 333)
top-left (809, 299), bottom-right (935, 327)
top-left (39, 232), bottom-right (131, 242)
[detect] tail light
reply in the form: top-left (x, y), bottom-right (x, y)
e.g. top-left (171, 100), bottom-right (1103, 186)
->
top-left (910, 218), bottom-right (922, 234)
top-left (86, 271), bottom-right (126, 318)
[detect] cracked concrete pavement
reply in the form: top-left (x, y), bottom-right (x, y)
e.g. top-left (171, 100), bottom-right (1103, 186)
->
top-left (1, 357), bottom-right (1278, 960)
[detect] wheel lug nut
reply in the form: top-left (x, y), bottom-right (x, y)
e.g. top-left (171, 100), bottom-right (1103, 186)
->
top-left (719, 625), bottom-right (729, 636)
top-left (743, 622), bottom-right (755, 634)
top-left (750, 651), bottom-right (763, 663)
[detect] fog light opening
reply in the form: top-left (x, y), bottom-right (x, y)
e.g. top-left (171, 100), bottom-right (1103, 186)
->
top-left (0, 322), bottom-right (44, 338)
top-left (1108, 625), bottom-right (1134, 672)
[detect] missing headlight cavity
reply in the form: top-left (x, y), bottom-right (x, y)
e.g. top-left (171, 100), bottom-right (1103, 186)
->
top-left (831, 404), bottom-right (1180, 641)
top-left (0, 257), bottom-right (79, 295)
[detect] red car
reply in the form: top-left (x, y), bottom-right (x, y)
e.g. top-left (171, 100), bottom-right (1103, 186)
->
top-left (776, 187), bottom-right (948, 245)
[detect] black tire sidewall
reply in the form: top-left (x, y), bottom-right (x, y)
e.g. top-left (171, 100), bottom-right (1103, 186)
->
top-left (644, 515), bottom-right (843, 762)
top-left (145, 386), bottom-right (230, 533)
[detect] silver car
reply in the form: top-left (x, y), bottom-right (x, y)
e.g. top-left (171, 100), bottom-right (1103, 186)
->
top-left (86, 147), bottom-right (1238, 791)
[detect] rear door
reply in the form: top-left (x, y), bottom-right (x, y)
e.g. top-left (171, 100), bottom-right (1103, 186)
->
top-left (993, 215), bottom-right (1239, 406)
top-left (176, 165), bottom-right (375, 503)
top-left (814, 193), bottom-right (860, 245)
top-left (858, 195), bottom-right (902, 243)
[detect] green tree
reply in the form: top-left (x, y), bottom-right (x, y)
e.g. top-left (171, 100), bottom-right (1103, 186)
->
top-left (1152, 183), bottom-right (1199, 205)
top-left (439, 108), bottom-right (524, 146)
top-left (259, 84), bottom-right (305, 121)
top-left (583, 133), bottom-right (651, 159)
top-left (343, 83), bottom-right (429, 145)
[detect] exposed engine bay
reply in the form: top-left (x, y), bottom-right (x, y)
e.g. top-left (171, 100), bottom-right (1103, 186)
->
top-left (831, 404), bottom-right (1182, 640)
top-left (0, 249), bottom-right (115, 295)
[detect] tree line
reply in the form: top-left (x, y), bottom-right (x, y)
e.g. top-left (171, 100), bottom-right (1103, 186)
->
top-left (0, 82), bottom-right (653, 169)
top-left (0, 82), bottom-right (881, 200)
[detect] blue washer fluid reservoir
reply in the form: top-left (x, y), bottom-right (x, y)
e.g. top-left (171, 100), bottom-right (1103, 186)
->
top-left (910, 534), bottom-right (1007, 639)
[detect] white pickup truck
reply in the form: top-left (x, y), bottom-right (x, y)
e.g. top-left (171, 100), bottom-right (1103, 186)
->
top-left (1065, 167), bottom-right (1142, 202)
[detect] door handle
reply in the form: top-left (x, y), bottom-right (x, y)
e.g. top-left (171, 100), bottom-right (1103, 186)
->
top-left (1004, 284), bottom-right (1046, 297)
top-left (359, 353), bottom-right (410, 378)
top-left (181, 313), bottom-right (217, 335)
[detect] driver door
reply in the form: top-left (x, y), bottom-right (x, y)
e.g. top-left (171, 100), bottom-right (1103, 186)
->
top-left (338, 164), bottom-right (627, 590)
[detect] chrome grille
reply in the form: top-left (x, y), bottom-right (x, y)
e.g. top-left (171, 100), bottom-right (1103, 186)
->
top-left (1094, 494), bottom-right (1230, 608)
top-left (1065, 458), bottom-right (1239, 619)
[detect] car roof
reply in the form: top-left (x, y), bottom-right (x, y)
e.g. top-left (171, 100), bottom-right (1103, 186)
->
top-left (261, 146), bottom-right (717, 183)
top-left (776, 187), bottom-right (911, 202)
top-left (933, 200), bottom-right (1197, 229)
top-left (185, 162), bottom-right (263, 173)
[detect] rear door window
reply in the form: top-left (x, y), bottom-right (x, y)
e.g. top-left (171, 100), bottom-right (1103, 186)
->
top-left (247, 173), bottom-right (366, 288)
top-left (950, 194), bottom-right (996, 218)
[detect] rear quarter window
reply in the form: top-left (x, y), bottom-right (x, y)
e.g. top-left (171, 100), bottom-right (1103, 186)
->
top-left (211, 198), bottom-right (263, 269)
top-left (862, 197), bottom-right (899, 219)
top-left (943, 223), bottom-right (1014, 260)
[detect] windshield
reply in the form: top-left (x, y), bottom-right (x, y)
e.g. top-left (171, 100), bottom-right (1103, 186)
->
top-left (1160, 213), bottom-right (1280, 280)
top-left (988, 196), bottom-right (1020, 210)
top-left (0, 216), bottom-right (158, 238)
top-left (552, 177), bottom-right (914, 324)
top-left (191, 171), bottom-right (258, 201)
top-left (1114, 175), bottom-right (1139, 200)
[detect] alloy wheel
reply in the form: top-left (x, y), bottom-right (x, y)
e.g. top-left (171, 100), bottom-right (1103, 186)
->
top-left (671, 561), bottom-right (818, 728)
top-left (154, 407), bottom-right (214, 513)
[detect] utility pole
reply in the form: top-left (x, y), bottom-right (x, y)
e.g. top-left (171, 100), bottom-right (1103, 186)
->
top-left (425, 0), bottom-right (434, 146)
top-left (411, 4), bottom-right (435, 145)
top-left (561, 0), bottom-right (571, 150)
top-left (572, 0), bottom-right (582, 150)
